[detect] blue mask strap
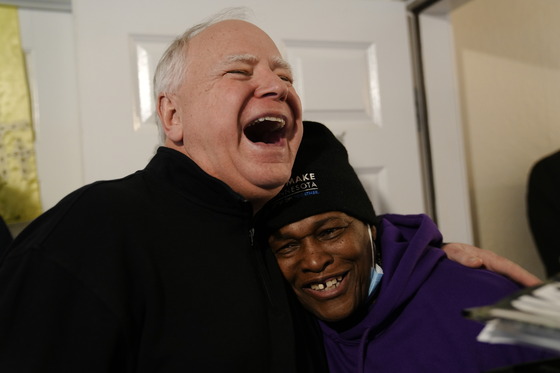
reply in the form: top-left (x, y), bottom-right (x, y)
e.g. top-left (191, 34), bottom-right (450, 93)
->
top-left (367, 226), bottom-right (383, 296)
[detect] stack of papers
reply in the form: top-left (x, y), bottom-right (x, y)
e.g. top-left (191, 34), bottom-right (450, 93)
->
top-left (464, 273), bottom-right (560, 353)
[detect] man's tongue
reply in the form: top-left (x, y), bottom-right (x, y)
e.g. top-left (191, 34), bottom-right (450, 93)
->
top-left (245, 118), bottom-right (284, 144)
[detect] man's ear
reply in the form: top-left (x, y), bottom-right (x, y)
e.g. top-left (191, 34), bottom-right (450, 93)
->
top-left (157, 93), bottom-right (183, 143)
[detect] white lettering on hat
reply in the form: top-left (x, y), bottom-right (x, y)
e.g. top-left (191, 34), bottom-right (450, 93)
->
top-left (282, 181), bottom-right (318, 195)
top-left (286, 173), bottom-right (315, 185)
top-left (275, 172), bottom-right (320, 201)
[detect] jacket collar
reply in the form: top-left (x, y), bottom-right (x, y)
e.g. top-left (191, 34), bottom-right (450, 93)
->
top-left (145, 147), bottom-right (252, 217)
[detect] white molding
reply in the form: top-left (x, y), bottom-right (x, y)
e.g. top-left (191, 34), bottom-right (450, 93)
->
top-left (0, 0), bottom-right (71, 12)
top-left (419, 10), bottom-right (473, 244)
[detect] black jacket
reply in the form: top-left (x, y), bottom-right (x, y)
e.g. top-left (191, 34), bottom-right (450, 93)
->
top-left (0, 216), bottom-right (12, 256)
top-left (527, 149), bottom-right (560, 277)
top-left (0, 147), bottom-right (326, 372)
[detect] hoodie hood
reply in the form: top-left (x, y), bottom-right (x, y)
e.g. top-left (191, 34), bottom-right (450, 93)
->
top-left (319, 213), bottom-right (445, 372)
top-left (367, 214), bottom-right (445, 328)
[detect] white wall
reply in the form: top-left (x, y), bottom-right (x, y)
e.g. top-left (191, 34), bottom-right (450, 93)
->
top-left (450, 0), bottom-right (560, 279)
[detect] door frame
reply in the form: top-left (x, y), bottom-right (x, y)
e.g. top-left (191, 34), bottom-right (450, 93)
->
top-left (407, 0), bottom-right (474, 243)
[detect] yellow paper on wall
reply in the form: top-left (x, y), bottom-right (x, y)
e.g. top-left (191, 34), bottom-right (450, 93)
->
top-left (0, 5), bottom-right (42, 224)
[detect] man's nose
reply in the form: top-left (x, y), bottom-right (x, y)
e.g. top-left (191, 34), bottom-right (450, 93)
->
top-left (254, 70), bottom-right (289, 101)
top-left (301, 244), bottom-right (334, 273)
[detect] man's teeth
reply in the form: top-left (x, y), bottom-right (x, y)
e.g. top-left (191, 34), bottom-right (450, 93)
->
top-left (251, 116), bottom-right (285, 128)
top-left (310, 276), bottom-right (343, 291)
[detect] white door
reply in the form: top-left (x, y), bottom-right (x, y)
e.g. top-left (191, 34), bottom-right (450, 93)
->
top-left (72, 0), bottom-right (425, 215)
top-left (18, 9), bottom-right (83, 211)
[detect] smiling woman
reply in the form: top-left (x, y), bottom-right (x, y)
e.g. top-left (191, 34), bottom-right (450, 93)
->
top-left (256, 121), bottom-right (557, 373)
top-left (269, 211), bottom-right (373, 323)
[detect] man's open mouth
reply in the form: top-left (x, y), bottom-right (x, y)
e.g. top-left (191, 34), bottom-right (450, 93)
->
top-left (244, 116), bottom-right (286, 144)
top-left (309, 275), bottom-right (344, 292)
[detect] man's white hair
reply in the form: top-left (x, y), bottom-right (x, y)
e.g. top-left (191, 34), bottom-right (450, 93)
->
top-left (153, 7), bottom-right (254, 143)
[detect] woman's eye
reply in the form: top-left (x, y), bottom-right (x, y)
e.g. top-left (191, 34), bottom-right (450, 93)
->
top-left (318, 226), bottom-right (345, 240)
top-left (273, 242), bottom-right (299, 256)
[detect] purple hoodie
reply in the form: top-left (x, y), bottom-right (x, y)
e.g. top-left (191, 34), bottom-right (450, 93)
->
top-left (319, 214), bottom-right (555, 373)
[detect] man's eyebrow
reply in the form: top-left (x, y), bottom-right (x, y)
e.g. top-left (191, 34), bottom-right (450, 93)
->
top-left (224, 54), bottom-right (293, 73)
top-left (225, 54), bottom-right (259, 64)
top-left (271, 56), bottom-right (293, 72)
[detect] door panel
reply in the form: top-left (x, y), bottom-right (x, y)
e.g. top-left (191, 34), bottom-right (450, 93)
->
top-left (73, 0), bottom-right (425, 214)
top-left (18, 9), bottom-right (83, 211)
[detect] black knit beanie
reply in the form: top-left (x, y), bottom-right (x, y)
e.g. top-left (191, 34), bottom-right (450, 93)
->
top-left (257, 121), bottom-right (377, 238)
